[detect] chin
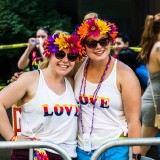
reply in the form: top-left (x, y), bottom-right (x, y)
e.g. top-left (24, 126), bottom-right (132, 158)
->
top-left (58, 69), bottom-right (71, 76)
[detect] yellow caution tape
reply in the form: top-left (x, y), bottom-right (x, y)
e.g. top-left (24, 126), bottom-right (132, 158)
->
top-left (0, 86), bottom-right (5, 90)
top-left (0, 43), bottom-right (142, 52)
top-left (110, 46), bottom-right (141, 52)
top-left (0, 43), bottom-right (27, 50)
top-left (130, 47), bottom-right (142, 52)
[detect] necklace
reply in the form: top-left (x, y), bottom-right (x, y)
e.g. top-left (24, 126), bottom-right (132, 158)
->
top-left (79, 56), bottom-right (111, 135)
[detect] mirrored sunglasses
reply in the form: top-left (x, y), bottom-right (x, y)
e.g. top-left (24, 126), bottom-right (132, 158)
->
top-left (55, 51), bottom-right (78, 62)
top-left (85, 38), bottom-right (110, 49)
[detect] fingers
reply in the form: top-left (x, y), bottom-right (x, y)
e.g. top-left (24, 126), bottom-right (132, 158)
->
top-left (10, 72), bottom-right (24, 83)
top-left (16, 71), bottom-right (24, 76)
top-left (17, 135), bottom-right (38, 141)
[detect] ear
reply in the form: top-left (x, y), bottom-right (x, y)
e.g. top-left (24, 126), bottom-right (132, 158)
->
top-left (124, 42), bottom-right (129, 47)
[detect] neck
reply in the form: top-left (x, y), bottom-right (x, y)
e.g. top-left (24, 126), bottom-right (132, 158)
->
top-left (43, 68), bottom-right (65, 83)
top-left (88, 56), bottom-right (111, 69)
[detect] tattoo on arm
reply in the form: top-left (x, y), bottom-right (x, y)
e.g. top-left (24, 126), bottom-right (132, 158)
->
top-left (156, 47), bottom-right (160, 53)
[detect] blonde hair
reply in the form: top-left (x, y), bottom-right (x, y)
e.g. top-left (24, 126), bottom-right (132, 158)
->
top-left (53, 30), bottom-right (70, 36)
top-left (139, 13), bottom-right (160, 64)
top-left (83, 12), bottom-right (98, 22)
top-left (38, 60), bottom-right (49, 69)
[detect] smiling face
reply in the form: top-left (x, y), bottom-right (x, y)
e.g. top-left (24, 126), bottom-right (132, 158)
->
top-left (113, 37), bottom-right (129, 55)
top-left (84, 34), bottom-right (111, 61)
top-left (48, 48), bottom-right (75, 76)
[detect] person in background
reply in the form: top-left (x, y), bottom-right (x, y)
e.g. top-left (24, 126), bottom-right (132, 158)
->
top-left (0, 31), bottom-right (85, 160)
top-left (74, 17), bottom-right (141, 160)
top-left (113, 32), bottom-right (148, 94)
top-left (139, 13), bottom-right (160, 157)
top-left (18, 26), bottom-right (51, 71)
top-left (112, 32), bottom-right (130, 59)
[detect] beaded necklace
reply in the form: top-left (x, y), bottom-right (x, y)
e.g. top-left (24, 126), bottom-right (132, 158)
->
top-left (79, 56), bottom-right (111, 135)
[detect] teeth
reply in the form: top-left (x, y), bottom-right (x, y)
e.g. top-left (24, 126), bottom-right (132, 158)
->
top-left (96, 51), bottom-right (103, 54)
top-left (59, 64), bottom-right (68, 68)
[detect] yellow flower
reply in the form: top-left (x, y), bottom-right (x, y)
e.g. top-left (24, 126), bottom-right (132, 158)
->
top-left (96, 19), bottom-right (111, 35)
top-left (54, 33), bottom-right (69, 50)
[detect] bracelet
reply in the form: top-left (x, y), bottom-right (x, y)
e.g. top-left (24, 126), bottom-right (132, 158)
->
top-left (9, 134), bottom-right (18, 141)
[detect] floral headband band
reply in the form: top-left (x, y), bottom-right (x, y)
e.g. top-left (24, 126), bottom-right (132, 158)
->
top-left (43, 33), bottom-right (86, 60)
top-left (75, 17), bottom-right (118, 40)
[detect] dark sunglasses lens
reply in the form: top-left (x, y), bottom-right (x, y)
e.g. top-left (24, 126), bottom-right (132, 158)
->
top-left (67, 54), bottom-right (78, 62)
top-left (55, 51), bottom-right (66, 60)
top-left (99, 38), bottom-right (109, 47)
top-left (85, 38), bottom-right (110, 48)
top-left (85, 41), bottom-right (97, 48)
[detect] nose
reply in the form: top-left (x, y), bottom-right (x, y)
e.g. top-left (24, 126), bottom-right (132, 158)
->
top-left (61, 54), bottom-right (69, 62)
top-left (96, 42), bottom-right (102, 48)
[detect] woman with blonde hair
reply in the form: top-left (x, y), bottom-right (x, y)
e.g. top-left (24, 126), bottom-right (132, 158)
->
top-left (0, 31), bottom-right (85, 160)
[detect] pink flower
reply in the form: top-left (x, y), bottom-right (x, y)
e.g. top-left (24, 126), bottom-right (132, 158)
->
top-left (66, 35), bottom-right (82, 54)
top-left (87, 18), bottom-right (100, 37)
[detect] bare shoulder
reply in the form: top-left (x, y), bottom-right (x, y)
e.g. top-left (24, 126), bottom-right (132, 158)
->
top-left (117, 60), bottom-right (135, 78)
top-left (152, 41), bottom-right (160, 64)
top-left (153, 41), bottom-right (160, 53)
top-left (14, 70), bottom-right (39, 85)
top-left (21, 70), bottom-right (39, 80)
top-left (116, 61), bottom-right (140, 91)
top-left (0, 70), bottom-right (40, 109)
top-left (9, 70), bottom-right (40, 91)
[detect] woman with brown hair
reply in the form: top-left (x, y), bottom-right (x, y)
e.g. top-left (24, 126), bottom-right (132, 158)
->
top-left (139, 13), bottom-right (160, 156)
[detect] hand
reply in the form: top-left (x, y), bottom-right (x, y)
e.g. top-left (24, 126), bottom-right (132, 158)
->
top-left (38, 38), bottom-right (44, 46)
top-left (17, 135), bottom-right (39, 141)
top-left (10, 72), bottom-right (24, 83)
top-left (28, 38), bottom-right (38, 49)
top-left (36, 38), bottom-right (44, 50)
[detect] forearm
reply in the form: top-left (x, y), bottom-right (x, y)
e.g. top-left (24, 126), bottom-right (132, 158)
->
top-left (18, 48), bottom-right (32, 69)
top-left (0, 105), bottom-right (14, 141)
top-left (128, 121), bottom-right (141, 153)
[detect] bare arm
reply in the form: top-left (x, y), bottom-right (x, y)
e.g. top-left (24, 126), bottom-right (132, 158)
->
top-left (0, 72), bottom-right (34, 140)
top-left (18, 38), bottom-right (36, 70)
top-left (117, 62), bottom-right (141, 154)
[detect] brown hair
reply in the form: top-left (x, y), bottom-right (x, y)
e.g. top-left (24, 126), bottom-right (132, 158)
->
top-left (139, 13), bottom-right (160, 64)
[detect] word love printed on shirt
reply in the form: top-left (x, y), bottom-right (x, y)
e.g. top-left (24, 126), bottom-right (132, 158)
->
top-left (78, 94), bottom-right (110, 108)
top-left (42, 104), bottom-right (79, 117)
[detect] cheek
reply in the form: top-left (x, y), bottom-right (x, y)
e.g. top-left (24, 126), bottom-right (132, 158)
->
top-left (70, 62), bottom-right (75, 69)
top-left (85, 47), bottom-right (93, 54)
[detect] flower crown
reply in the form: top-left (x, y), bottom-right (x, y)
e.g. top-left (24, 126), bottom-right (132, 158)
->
top-left (43, 33), bottom-right (86, 60)
top-left (75, 17), bottom-right (118, 40)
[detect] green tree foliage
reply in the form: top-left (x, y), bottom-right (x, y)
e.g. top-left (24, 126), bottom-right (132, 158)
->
top-left (0, 0), bottom-right (74, 56)
top-left (0, 0), bottom-right (74, 84)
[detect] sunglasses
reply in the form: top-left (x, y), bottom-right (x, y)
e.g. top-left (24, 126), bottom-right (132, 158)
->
top-left (85, 38), bottom-right (110, 49)
top-left (55, 51), bottom-right (78, 62)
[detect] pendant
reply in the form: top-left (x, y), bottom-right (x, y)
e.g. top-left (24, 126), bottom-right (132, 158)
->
top-left (83, 133), bottom-right (91, 152)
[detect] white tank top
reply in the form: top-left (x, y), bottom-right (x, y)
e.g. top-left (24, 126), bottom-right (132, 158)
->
top-left (21, 69), bottom-right (78, 157)
top-left (74, 58), bottom-right (128, 150)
